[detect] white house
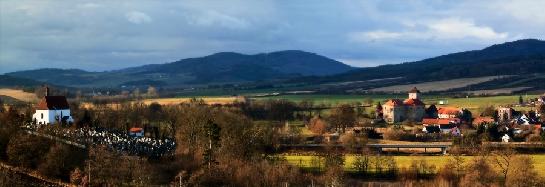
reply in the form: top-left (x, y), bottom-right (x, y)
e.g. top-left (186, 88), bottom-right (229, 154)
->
top-left (32, 87), bottom-right (73, 125)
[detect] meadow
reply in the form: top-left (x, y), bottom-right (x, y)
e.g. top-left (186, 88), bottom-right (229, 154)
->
top-left (284, 154), bottom-right (545, 176)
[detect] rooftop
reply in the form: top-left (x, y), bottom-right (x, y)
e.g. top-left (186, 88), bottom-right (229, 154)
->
top-left (36, 96), bottom-right (70, 110)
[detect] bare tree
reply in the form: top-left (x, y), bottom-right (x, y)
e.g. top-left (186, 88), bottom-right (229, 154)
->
top-left (329, 104), bottom-right (355, 133)
top-left (352, 149), bottom-right (371, 175)
top-left (493, 146), bottom-right (516, 183)
top-left (506, 155), bottom-right (543, 187)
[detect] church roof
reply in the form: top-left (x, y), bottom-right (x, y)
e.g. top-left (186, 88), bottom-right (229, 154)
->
top-left (36, 96), bottom-right (70, 110)
top-left (403, 98), bottom-right (425, 106)
top-left (408, 87), bottom-right (420, 93)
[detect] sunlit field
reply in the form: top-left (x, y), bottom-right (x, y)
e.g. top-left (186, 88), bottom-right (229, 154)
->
top-left (0, 88), bottom-right (38, 103)
top-left (284, 154), bottom-right (545, 176)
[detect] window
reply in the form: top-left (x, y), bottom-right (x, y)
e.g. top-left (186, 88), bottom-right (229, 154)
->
top-left (41, 113), bottom-right (43, 119)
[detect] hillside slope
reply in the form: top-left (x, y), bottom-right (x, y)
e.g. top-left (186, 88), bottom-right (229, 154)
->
top-left (289, 39), bottom-right (545, 92)
top-left (6, 50), bottom-right (353, 87)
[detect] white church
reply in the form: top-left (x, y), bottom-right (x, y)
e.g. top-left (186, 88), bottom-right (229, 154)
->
top-left (32, 87), bottom-right (74, 125)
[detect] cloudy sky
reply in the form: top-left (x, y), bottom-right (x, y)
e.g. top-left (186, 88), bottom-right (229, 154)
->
top-left (1, 0), bottom-right (545, 73)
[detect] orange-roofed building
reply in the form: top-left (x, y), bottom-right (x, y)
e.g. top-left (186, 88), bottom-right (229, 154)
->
top-left (473, 117), bottom-right (495, 126)
top-left (382, 87), bottom-right (426, 123)
top-left (437, 107), bottom-right (462, 119)
top-left (129, 127), bottom-right (144, 137)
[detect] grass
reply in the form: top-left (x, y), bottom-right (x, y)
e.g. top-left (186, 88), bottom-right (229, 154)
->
top-left (284, 154), bottom-right (545, 176)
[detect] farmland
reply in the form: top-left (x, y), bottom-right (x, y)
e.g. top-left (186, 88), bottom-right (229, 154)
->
top-left (141, 96), bottom-right (239, 105)
top-left (256, 93), bottom-right (540, 114)
top-left (0, 88), bottom-right (38, 103)
top-left (368, 76), bottom-right (510, 93)
top-left (284, 154), bottom-right (545, 176)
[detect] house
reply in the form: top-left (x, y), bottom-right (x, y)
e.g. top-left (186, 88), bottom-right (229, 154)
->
top-left (422, 118), bottom-right (461, 126)
top-left (516, 114), bottom-right (540, 125)
top-left (129, 127), bottom-right (144, 137)
top-left (32, 87), bottom-right (73, 125)
top-left (422, 118), bottom-right (460, 134)
top-left (382, 87), bottom-right (426, 123)
top-left (473, 116), bottom-right (495, 126)
top-left (437, 107), bottom-right (461, 119)
top-left (497, 107), bottom-right (514, 122)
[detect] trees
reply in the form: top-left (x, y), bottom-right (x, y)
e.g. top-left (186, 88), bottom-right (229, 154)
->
top-left (479, 105), bottom-right (497, 118)
top-left (506, 155), bottom-right (543, 187)
top-left (329, 104), bottom-right (355, 133)
top-left (146, 86), bottom-right (158, 98)
top-left (38, 143), bottom-right (87, 180)
top-left (203, 121), bottom-right (221, 171)
top-left (6, 133), bottom-right (52, 168)
top-left (308, 116), bottom-right (328, 135)
top-left (539, 104), bottom-right (545, 122)
top-left (352, 149), bottom-right (371, 175)
top-left (460, 156), bottom-right (498, 187)
top-left (493, 146), bottom-right (516, 184)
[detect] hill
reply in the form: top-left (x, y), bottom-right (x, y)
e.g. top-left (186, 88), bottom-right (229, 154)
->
top-left (289, 39), bottom-right (545, 93)
top-left (5, 50), bottom-right (353, 88)
top-left (0, 75), bottom-right (46, 88)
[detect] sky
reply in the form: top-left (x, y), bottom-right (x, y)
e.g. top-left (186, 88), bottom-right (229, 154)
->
top-left (1, 0), bottom-right (545, 74)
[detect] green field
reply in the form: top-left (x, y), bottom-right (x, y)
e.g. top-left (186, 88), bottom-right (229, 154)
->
top-left (284, 154), bottom-right (545, 176)
top-left (255, 94), bottom-right (405, 105)
top-left (256, 94), bottom-right (541, 114)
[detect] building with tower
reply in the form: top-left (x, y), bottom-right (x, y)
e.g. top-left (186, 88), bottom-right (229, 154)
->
top-left (382, 87), bottom-right (426, 123)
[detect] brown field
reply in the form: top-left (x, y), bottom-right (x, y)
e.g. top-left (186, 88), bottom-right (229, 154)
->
top-left (369, 76), bottom-right (510, 93)
top-left (141, 97), bottom-right (239, 105)
top-left (0, 88), bottom-right (38, 103)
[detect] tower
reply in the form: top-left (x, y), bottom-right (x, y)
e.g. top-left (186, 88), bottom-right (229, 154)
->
top-left (408, 87), bottom-right (420, 100)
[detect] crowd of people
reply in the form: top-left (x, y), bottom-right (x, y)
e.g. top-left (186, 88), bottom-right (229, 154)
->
top-left (22, 124), bottom-right (176, 157)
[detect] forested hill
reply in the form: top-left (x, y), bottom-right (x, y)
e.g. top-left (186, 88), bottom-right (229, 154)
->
top-left (5, 50), bottom-right (354, 88)
top-left (290, 39), bottom-right (545, 84)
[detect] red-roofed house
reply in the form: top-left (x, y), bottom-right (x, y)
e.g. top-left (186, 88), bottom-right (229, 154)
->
top-left (473, 117), bottom-right (495, 126)
top-left (129, 127), bottom-right (144, 137)
top-left (422, 118), bottom-right (461, 134)
top-left (32, 87), bottom-right (73, 125)
top-left (382, 87), bottom-right (426, 123)
top-left (437, 107), bottom-right (462, 119)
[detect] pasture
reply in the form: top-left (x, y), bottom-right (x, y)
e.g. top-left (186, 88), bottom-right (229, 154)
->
top-left (284, 154), bottom-right (545, 176)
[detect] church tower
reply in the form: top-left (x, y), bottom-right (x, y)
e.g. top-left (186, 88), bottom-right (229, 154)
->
top-left (408, 87), bottom-right (420, 100)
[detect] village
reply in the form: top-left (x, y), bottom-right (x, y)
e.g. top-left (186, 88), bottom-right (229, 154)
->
top-left (13, 86), bottom-right (545, 155)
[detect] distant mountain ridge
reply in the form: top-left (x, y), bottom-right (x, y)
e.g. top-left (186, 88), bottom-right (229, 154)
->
top-left (5, 50), bottom-right (354, 87)
top-left (291, 39), bottom-right (545, 87)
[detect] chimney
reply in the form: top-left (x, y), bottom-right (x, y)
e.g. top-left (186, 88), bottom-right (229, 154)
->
top-left (45, 86), bottom-right (49, 97)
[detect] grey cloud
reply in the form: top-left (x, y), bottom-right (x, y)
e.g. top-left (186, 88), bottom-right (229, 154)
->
top-left (1, 0), bottom-right (544, 74)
